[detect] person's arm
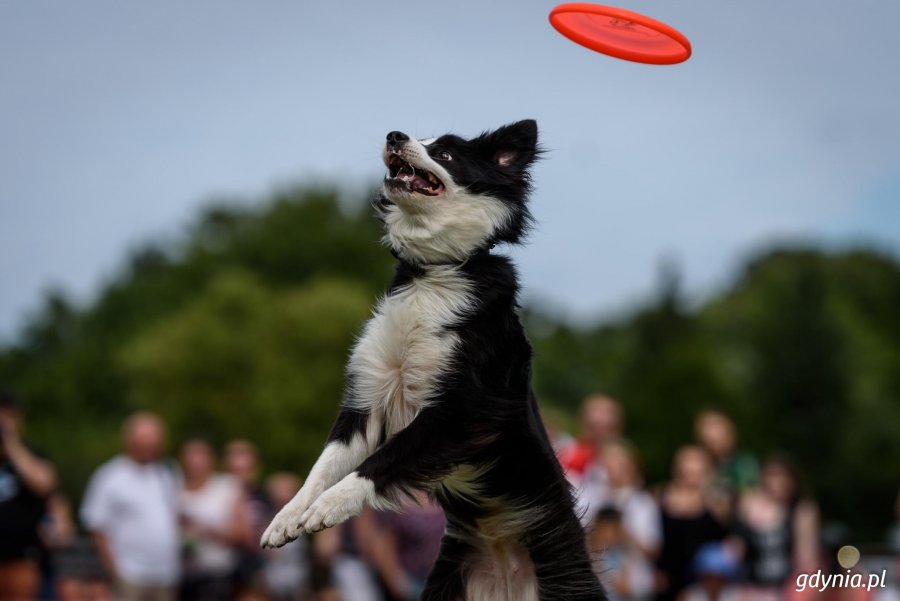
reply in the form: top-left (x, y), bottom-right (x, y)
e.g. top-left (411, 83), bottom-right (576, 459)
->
top-left (226, 489), bottom-right (254, 547)
top-left (623, 495), bottom-right (662, 560)
top-left (364, 513), bottom-right (414, 601)
top-left (90, 530), bottom-right (118, 581)
top-left (0, 414), bottom-right (56, 496)
top-left (792, 499), bottom-right (819, 573)
top-left (80, 462), bottom-right (118, 580)
top-left (39, 493), bottom-right (76, 548)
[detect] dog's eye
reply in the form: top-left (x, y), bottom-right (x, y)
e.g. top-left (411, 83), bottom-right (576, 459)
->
top-left (435, 150), bottom-right (452, 161)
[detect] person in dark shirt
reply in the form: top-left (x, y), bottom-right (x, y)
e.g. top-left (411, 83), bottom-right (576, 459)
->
top-left (733, 454), bottom-right (819, 594)
top-left (655, 445), bottom-right (726, 601)
top-left (0, 391), bottom-right (57, 601)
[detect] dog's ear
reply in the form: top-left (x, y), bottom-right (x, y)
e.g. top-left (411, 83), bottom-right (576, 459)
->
top-left (484, 119), bottom-right (540, 170)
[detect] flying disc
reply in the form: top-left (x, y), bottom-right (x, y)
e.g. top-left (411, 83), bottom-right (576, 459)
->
top-left (549, 3), bottom-right (692, 65)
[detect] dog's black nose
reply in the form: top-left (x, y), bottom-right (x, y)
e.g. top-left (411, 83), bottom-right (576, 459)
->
top-left (386, 131), bottom-right (409, 148)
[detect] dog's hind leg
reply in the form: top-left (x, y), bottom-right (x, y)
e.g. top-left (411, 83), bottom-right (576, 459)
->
top-left (419, 533), bottom-right (472, 601)
top-left (526, 511), bottom-right (606, 601)
top-left (261, 407), bottom-right (376, 548)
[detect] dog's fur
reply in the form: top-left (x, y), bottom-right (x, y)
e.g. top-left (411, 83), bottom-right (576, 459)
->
top-left (261, 120), bottom-right (605, 601)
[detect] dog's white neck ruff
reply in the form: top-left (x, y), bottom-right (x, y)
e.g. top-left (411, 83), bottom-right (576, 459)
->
top-left (381, 192), bottom-right (511, 265)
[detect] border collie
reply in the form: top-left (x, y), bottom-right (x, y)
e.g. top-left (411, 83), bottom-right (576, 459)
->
top-left (261, 120), bottom-right (605, 601)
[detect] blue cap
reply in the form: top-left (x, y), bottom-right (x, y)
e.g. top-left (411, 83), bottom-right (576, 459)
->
top-left (693, 543), bottom-right (740, 580)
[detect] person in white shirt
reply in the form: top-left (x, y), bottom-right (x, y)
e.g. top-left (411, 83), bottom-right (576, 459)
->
top-left (80, 411), bottom-right (180, 601)
top-left (260, 472), bottom-right (311, 600)
top-left (178, 438), bottom-right (251, 601)
top-left (581, 439), bottom-right (661, 600)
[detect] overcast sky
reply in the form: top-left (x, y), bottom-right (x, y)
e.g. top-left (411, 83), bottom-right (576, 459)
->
top-left (2, 0), bottom-right (899, 339)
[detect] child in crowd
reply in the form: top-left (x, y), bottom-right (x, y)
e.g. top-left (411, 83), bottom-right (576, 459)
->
top-left (589, 506), bottom-right (655, 601)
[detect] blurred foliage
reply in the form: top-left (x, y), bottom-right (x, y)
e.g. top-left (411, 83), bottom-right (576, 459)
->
top-left (529, 248), bottom-right (900, 539)
top-left (120, 272), bottom-right (372, 473)
top-left (0, 188), bottom-right (392, 500)
top-left (1, 186), bottom-right (898, 540)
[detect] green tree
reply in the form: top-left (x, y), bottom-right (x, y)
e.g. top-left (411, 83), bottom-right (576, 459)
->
top-left (1, 182), bottom-right (897, 541)
top-left (120, 271), bottom-right (372, 472)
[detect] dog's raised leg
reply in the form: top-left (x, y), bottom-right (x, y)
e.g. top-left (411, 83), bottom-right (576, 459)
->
top-left (260, 408), bottom-right (374, 548)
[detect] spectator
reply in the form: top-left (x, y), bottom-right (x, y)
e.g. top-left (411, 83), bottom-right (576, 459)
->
top-left (560, 393), bottom-right (624, 524)
top-left (310, 512), bottom-right (384, 601)
top-left (581, 440), bottom-right (661, 569)
top-left (224, 439), bottom-right (272, 597)
top-left (732, 454), bottom-right (818, 597)
top-left (260, 472), bottom-right (311, 601)
top-left (178, 438), bottom-right (251, 601)
top-left (0, 391), bottom-right (57, 601)
top-left (656, 445), bottom-right (727, 601)
top-left (559, 394), bottom-right (623, 482)
top-left (694, 410), bottom-right (758, 520)
top-left (81, 411), bottom-right (180, 601)
top-left (39, 493), bottom-right (77, 600)
top-left (678, 542), bottom-right (742, 601)
top-left (371, 490), bottom-right (445, 601)
top-left (589, 507), bottom-right (656, 601)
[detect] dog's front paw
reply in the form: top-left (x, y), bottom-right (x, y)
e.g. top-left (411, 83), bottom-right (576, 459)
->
top-left (300, 473), bottom-right (374, 533)
top-left (260, 483), bottom-right (324, 548)
top-left (260, 504), bottom-right (307, 548)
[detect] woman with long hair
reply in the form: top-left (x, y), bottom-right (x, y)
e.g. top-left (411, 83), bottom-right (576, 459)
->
top-left (733, 453), bottom-right (819, 600)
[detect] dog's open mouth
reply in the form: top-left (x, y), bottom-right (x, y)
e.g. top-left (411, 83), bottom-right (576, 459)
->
top-left (385, 154), bottom-right (445, 196)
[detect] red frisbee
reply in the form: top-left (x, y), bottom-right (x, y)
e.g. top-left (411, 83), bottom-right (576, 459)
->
top-left (549, 3), bottom-right (692, 65)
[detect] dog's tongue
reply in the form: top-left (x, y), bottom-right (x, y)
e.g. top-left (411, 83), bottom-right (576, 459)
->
top-left (400, 172), bottom-right (432, 193)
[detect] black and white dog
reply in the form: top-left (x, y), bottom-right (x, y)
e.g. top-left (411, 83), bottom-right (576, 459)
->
top-left (261, 120), bottom-right (605, 601)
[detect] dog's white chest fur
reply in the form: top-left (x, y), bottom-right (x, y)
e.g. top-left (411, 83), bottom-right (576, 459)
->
top-left (347, 267), bottom-right (473, 437)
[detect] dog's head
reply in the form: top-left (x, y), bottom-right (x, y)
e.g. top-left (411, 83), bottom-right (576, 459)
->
top-left (376, 119), bottom-right (540, 265)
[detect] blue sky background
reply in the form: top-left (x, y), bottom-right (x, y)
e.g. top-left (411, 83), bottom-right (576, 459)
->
top-left (2, 0), bottom-right (899, 339)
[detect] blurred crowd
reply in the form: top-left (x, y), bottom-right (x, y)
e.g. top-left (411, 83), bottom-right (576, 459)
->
top-left (552, 396), bottom-right (835, 601)
top-left (1, 391), bottom-right (898, 601)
